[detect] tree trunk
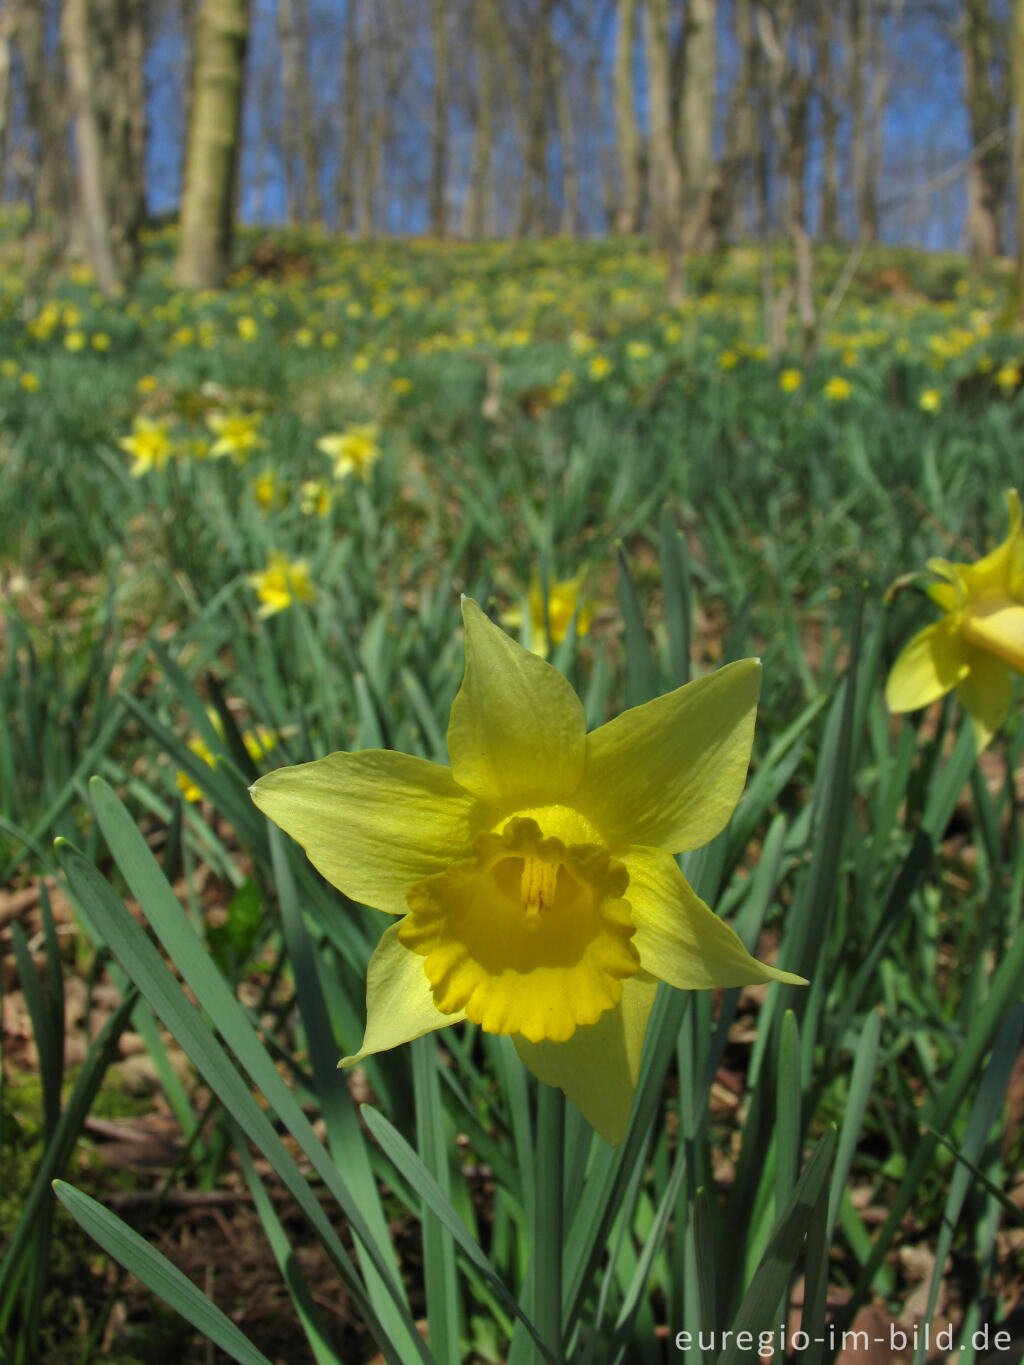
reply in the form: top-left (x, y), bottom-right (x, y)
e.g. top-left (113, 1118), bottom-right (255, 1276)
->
top-left (515, 0), bottom-right (552, 238)
top-left (294, 0), bottom-right (322, 225)
top-left (850, 0), bottom-right (880, 243)
top-left (680, 0), bottom-right (717, 251)
top-left (429, 0), bottom-right (448, 236)
top-left (464, 0), bottom-right (495, 238)
top-left (1014, 0), bottom-right (1024, 309)
top-left (62, 0), bottom-right (121, 292)
top-left (336, 0), bottom-right (358, 234)
top-left (12, 0), bottom-right (72, 229)
top-left (92, 0), bottom-right (146, 274)
top-left (278, 0), bottom-right (304, 223)
top-left (644, 0), bottom-right (685, 299)
top-left (359, 0), bottom-right (398, 236)
top-left (613, 0), bottom-right (642, 234)
top-left (962, 0), bottom-right (1009, 261)
top-left (551, 44), bottom-right (578, 235)
top-left (718, 0), bottom-right (756, 242)
top-left (178, 0), bottom-right (197, 202)
top-left (0, 7), bottom-right (12, 193)
top-left (816, 2), bottom-right (840, 241)
top-left (176, 0), bottom-right (249, 289)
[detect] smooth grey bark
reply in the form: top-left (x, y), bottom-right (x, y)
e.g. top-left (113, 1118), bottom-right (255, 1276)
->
top-left (62, 0), bottom-right (120, 292)
top-left (613, 0), bottom-right (642, 234)
top-left (176, 0), bottom-right (249, 289)
top-left (336, 0), bottom-right (358, 234)
top-left (962, 0), bottom-right (1009, 260)
top-left (680, 0), bottom-right (717, 251)
top-left (551, 44), bottom-right (578, 235)
top-left (429, 0), bottom-right (448, 236)
top-left (464, 0), bottom-right (496, 238)
top-left (644, 0), bottom-right (685, 299)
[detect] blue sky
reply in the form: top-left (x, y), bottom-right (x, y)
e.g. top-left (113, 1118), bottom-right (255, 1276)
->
top-left (143, 0), bottom-right (984, 253)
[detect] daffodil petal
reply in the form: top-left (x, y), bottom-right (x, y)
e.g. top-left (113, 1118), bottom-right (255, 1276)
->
top-left (961, 490), bottom-right (1024, 595)
top-left (447, 597), bottom-right (587, 807)
top-left (622, 847), bottom-right (806, 989)
top-left (956, 652), bottom-right (1012, 753)
top-left (573, 659), bottom-right (761, 853)
top-left (925, 581), bottom-right (957, 612)
top-left (513, 971), bottom-right (658, 1146)
top-left (340, 922), bottom-right (465, 1066)
top-left (885, 619), bottom-right (969, 713)
top-left (251, 750), bottom-right (484, 914)
top-left (961, 601), bottom-right (1024, 672)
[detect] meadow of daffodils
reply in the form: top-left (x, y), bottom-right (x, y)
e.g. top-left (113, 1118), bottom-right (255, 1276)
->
top-left (1, 220), bottom-right (1022, 1364)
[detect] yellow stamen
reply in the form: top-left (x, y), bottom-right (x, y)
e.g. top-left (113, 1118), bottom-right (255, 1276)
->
top-left (520, 857), bottom-right (559, 927)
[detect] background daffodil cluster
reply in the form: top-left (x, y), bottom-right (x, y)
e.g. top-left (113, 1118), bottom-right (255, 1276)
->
top-left (4, 225), bottom-right (1024, 1364)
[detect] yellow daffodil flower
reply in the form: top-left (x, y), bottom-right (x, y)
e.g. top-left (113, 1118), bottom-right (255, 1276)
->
top-left (886, 490), bottom-right (1024, 750)
top-left (119, 416), bottom-right (176, 477)
top-left (207, 410), bottom-right (265, 463)
top-left (779, 368), bottom-right (802, 393)
top-left (317, 423), bottom-right (381, 481)
top-left (501, 574), bottom-right (594, 657)
top-left (995, 364), bottom-right (1021, 393)
top-left (247, 551), bottom-right (317, 617)
top-left (251, 599), bottom-right (803, 1144)
top-left (918, 388), bottom-right (942, 414)
top-left (177, 718), bottom-right (277, 803)
top-left (251, 469), bottom-right (281, 510)
top-left (300, 479), bottom-right (334, 518)
top-left (823, 376), bottom-right (852, 402)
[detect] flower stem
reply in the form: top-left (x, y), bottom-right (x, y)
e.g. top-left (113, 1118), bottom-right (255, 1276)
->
top-left (532, 1081), bottom-right (565, 1364)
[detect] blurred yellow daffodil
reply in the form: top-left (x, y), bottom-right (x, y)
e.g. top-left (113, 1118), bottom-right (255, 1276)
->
top-left (886, 490), bottom-right (1023, 750)
top-left (251, 469), bottom-right (282, 510)
top-left (317, 423), bottom-right (381, 481)
top-left (300, 479), bottom-right (334, 518)
top-left (501, 573), bottom-right (594, 656)
top-left (247, 551), bottom-right (317, 617)
top-left (251, 598), bottom-right (802, 1144)
top-left (177, 715), bottom-right (278, 803)
top-left (779, 368), bottom-right (802, 393)
top-left (119, 416), bottom-right (176, 477)
top-left (207, 410), bottom-right (265, 463)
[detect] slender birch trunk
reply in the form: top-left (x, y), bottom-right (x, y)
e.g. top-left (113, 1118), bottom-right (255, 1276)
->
top-left (337, 0), bottom-right (359, 234)
top-left (429, 0), bottom-right (448, 236)
top-left (176, 0), bottom-right (249, 289)
top-left (278, 0), bottom-right (304, 223)
top-left (680, 0), bottom-right (717, 251)
top-left (962, 0), bottom-right (1008, 261)
top-left (816, 2), bottom-right (840, 241)
top-left (613, 0), bottom-right (641, 234)
top-left (552, 45), bottom-right (578, 236)
top-left (644, 0), bottom-right (685, 299)
top-left (1013, 0), bottom-right (1024, 310)
top-left (465, 0), bottom-right (495, 238)
top-left (516, 0), bottom-right (552, 238)
top-left (62, 0), bottom-right (120, 292)
top-left (0, 8), bottom-right (12, 194)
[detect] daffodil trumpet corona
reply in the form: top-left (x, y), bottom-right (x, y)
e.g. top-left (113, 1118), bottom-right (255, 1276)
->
top-left (251, 597), bottom-right (804, 1145)
top-left (886, 489), bottom-right (1023, 751)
